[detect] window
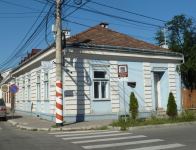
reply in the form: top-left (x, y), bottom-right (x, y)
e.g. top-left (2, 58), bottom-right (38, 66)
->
top-left (37, 74), bottom-right (41, 100)
top-left (17, 82), bottom-right (19, 101)
top-left (22, 79), bottom-right (25, 100)
top-left (93, 71), bottom-right (109, 100)
top-left (27, 78), bottom-right (31, 100)
top-left (44, 72), bottom-right (49, 100)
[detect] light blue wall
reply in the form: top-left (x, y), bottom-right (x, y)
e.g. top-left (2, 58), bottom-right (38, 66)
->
top-left (150, 63), bottom-right (169, 110)
top-left (36, 101), bottom-right (41, 112)
top-left (89, 59), bottom-right (112, 114)
top-left (44, 101), bottom-right (50, 113)
top-left (118, 61), bottom-right (145, 113)
top-left (27, 101), bottom-right (31, 111)
top-left (17, 102), bottom-right (19, 109)
top-left (22, 101), bottom-right (25, 110)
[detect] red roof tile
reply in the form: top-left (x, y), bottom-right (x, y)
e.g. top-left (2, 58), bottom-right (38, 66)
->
top-left (67, 25), bottom-right (170, 52)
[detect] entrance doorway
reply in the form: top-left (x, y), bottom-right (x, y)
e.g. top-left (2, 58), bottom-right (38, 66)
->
top-left (154, 74), bottom-right (161, 110)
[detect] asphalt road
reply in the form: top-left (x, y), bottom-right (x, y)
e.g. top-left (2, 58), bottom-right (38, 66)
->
top-left (0, 119), bottom-right (196, 150)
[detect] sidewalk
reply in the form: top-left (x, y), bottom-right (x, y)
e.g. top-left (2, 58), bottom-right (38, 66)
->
top-left (6, 110), bottom-right (115, 131)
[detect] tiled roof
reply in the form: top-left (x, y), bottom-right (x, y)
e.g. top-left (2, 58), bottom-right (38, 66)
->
top-left (66, 25), bottom-right (170, 52)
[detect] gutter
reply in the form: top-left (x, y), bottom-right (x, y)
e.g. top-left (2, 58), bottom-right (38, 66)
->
top-left (11, 42), bottom-right (183, 74)
top-left (66, 42), bottom-right (183, 57)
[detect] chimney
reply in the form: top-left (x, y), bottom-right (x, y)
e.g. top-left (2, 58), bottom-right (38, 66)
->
top-left (99, 21), bottom-right (109, 28)
top-left (62, 28), bottom-right (71, 39)
top-left (160, 42), bottom-right (168, 49)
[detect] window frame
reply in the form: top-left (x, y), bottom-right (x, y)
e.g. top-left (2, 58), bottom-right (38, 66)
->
top-left (22, 78), bottom-right (25, 100)
top-left (36, 73), bottom-right (41, 100)
top-left (27, 77), bottom-right (31, 100)
top-left (44, 71), bottom-right (49, 100)
top-left (92, 70), bottom-right (110, 101)
top-left (17, 81), bottom-right (19, 101)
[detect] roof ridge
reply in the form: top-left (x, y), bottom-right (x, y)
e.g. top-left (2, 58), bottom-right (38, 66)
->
top-left (66, 25), bottom-right (100, 41)
top-left (102, 26), bottom-right (170, 51)
top-left (66, 24), bottom-right (170, 51)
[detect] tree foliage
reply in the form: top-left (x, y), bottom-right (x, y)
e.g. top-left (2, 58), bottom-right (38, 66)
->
top-left (154, 27), bottom-right (165, 46)
top-left (129, 92), bottom-right (139, 120)
top-left (154, 14), bottom-right (196, 90)
top-left (166, 92), bottom-right (178, 117)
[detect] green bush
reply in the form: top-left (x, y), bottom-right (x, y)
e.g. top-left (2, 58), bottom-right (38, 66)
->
top-left (166, 92), bottom-right (177, 117)
top-left (129, 92), bottom-right (139, 120)
top-left (181, 109), bottom-right (196, 121)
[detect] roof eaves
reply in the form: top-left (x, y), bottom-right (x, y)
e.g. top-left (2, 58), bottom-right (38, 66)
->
top-left (66, 42), bottom-right (182, 56)
top-left (11, 42), bottom-right (55, 74)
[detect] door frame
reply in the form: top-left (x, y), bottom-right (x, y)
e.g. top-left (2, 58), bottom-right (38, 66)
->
top-left (154, 74), bottom-right (161, 110)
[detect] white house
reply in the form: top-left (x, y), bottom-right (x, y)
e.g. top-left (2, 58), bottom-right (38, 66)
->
top-left (1, 22), bottom-right (184, 122)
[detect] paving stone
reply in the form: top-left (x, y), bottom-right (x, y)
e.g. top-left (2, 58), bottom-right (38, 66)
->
top-left (96, 125), bottom-right (103, 128)
top-left (128, 127), bottom-right (133, 131)
top-left (107, 126), bottom-right (113, 129)
top-left (72, 127), bottom-right (82, 130)
top-left (37, 128), bottom-right (50, 131)
top-left (113, 127), bottom-right (121, 130)
top-left (62, 128), bottom-right (72, 131)
top-left (50, 128), bottom-right (62, 131)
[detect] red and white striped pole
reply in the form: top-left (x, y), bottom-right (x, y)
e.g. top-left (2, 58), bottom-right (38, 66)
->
top-left (56, 81), bottom-right (63, 126)
top-left (55, 0), bottom-right (63, 126)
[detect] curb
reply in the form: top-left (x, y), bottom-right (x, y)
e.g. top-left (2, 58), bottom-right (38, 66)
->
top-left (7, 120), bottom-right (106, 132)
top-left (107, 121), bottom-right (196, 131)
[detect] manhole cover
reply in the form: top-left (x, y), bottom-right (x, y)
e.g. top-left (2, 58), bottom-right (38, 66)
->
top-left (14, 136), bottom-right (31, 139)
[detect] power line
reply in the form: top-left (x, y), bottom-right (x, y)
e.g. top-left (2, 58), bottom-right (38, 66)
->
top-left (0, 0), bottom-right (45, 12)
top-left (67, 15), bottom-right (156, 31)
top-left (84, 5), bottom-right (158, 30)
top-left (0, 3), bottom-right (53, 70)
top-left (66, 20), bottom-right (155, 41)
top-left (88, 0), bottom-right (167, 23)
top-left (65, 4), bottom-right (163, 28)
top-left (0, 12), bottom-right (48, 14)
top-left (0, 16), bottom-right (46, 18)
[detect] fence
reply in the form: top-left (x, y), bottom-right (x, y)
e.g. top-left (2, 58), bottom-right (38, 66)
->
top-left (182, 88), bottom-right (196, 108)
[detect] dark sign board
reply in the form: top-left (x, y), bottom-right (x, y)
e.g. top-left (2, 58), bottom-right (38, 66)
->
top-left (118, 65), bottom-right (128, 78)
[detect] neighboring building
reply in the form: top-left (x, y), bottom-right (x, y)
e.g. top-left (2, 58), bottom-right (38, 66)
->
top-left (0, 68), bottom-right (13, 108)
top-left (1, 22), bottom-right (184, 122)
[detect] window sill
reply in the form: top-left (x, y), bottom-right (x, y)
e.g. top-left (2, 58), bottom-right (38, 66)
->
top-left (93, 99), bottom-right (111, 101)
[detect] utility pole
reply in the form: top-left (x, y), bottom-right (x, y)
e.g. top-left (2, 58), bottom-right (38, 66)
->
top-left (55, 0), bottom-right (63, 126)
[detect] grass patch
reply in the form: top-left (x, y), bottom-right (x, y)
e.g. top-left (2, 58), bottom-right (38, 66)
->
top-left (90, 126), bottom-right (108, 130)
top-left (31, 129), bottom-right (37, 131)
top-left (51, 125), bottom-right (59, 128)
top-left (110, 109), bottom-right (196, 131)
top-left (99, 126), bottom-right (108, 130)
top-left (21, 128), bottom-right (27, 130)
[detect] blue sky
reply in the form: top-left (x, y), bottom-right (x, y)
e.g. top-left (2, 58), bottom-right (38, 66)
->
top-left (0, 0), bottom-right (195, 71)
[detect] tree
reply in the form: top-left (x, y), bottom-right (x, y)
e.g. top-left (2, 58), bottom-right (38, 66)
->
top-left (129, 92), bottom-right (139, 120)
top-left (154, 14), bottom-right (196, 90)
top-left (166, 92), bottom-right (177, 117)
top-left (154, 27), bottom-right (165, 46)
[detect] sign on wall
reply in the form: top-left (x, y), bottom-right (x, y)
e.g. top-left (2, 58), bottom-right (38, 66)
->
top-left (1, 84), bottom-right (9, 93)
top-left (41, 61), bottom-right (53, 69)
top-left (118, 65), bottom-right (128, 81)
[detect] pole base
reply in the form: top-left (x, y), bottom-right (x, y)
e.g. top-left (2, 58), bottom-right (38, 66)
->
top-left (56, 123), bottom-right (63, 126)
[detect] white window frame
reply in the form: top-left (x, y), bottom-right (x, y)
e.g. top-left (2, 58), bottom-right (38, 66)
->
top-left (27, 77), bottom-right (31, 100)
top-left (36, 73), bottom-right (41, 100)
top-left (22, 78), bottom-right (25, 100)
top-left (17, 81), bottom-right (19, 101)
top-left (44, 71), bottom-right (49, 100)
top-left (93, 70), bottom-right (110, 100)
